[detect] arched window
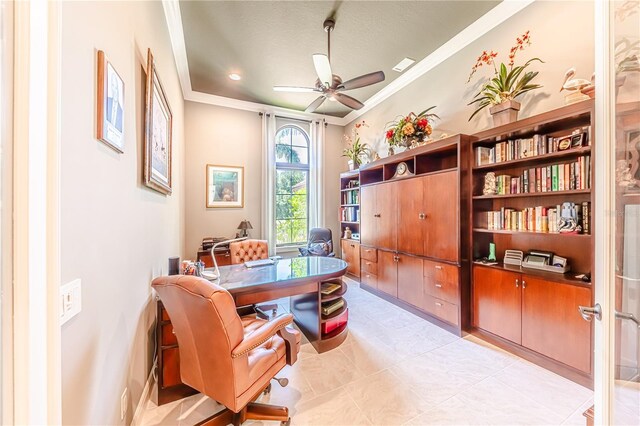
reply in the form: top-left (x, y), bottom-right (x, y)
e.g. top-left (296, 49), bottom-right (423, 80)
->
top-left (275, 125), bottom-right (309, 246)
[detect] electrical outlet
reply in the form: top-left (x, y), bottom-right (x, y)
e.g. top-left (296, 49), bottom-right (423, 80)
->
top-left (120, 387), bottom-right (128, 421)
top-left (60, 279), bottom-right (81, 325)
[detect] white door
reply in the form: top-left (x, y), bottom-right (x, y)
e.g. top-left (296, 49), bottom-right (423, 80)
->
top-left (589, 1), bottom-right (640, 423)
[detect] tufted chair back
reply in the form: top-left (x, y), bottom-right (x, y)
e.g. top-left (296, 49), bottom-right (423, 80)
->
top-left (230, 239), bottom-right (269, 264)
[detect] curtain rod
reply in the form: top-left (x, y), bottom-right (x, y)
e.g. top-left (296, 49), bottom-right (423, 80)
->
top-left (258, 112), bottom-right (325, 125)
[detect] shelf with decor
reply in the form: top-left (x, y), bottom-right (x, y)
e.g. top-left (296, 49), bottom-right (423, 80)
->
top-left (469, 99), bottom-right (595, 388)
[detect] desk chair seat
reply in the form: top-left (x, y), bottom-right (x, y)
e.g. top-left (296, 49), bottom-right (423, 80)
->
top-left (152, 275), bottom-right (300, 425)
top-left (298, 228), bottom-right (335, 257)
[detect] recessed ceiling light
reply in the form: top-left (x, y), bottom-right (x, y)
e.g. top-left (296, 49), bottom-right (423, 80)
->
top-left (392, 58), bottom-right (415, 73)
top-left (228, 73), bottom-right (241, 81)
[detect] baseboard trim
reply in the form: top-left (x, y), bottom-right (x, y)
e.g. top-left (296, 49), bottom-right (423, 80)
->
top-left (131, 362), bottom-right (155, 426)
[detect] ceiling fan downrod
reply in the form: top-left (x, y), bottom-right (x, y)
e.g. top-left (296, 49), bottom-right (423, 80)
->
top-left (323, 18), bottom-right (335, 62)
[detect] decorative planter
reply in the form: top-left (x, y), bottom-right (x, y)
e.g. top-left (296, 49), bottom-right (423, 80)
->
top-left (489, 100), bottom-right (521, 126)
top-left (347, 160), bottom-right (356, 171)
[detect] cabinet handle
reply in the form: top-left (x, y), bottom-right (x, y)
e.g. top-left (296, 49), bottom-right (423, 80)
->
top-left (435, 265), bottom-right (443, 270)
top-left (522, 280), bottom-right (526, 289)
top-left (418, 213), bottom-right (426, 220)
top-left (350, 244), bottom-right (355, 248)
top-left (224, 253), bottom-right (230, 257)
top-left (435, 283), bottom-right (442, 288)
top-left (374, 213), bottom-right (381, 218)
top-left (366, 262), bottom-right (371, 265)
top-left (435, 302), bottom-right (443, 307)
top-left (515, 279), bottom-right (519, 288)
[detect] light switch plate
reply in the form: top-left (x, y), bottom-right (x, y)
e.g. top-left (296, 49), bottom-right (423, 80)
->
top-left (60, 279), bottom-right (81, 325)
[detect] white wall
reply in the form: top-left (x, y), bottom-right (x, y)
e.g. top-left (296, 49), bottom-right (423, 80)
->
top-left (60, 1), bottom-right (184, 424)
top-left (184, 101), bottom-right (347, 259)
top-left (344, 1), bottom-right (595, 152)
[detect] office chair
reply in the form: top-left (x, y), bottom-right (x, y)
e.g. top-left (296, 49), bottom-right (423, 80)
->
top-left (298, 228), bottom-right (335, 257)
top-left (152, 275), bottom-right (300, 426)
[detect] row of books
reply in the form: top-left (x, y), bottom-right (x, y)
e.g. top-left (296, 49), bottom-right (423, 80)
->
top-left (476, 127), bottom-right (590, 166)
top-left (341, 189), bottom-right (359, 205)
top-left (485, 202), bottom-right (590, 234)
top-left (487, 155), bottom-right (591, 195)
top-left (340, 206), bottom-right (360, 223)
top-left (344, 179), bottom-right (359, 189)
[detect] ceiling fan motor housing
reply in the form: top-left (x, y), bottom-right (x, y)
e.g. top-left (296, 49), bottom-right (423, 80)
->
top-left (323, 18), bottom-right (335, 32)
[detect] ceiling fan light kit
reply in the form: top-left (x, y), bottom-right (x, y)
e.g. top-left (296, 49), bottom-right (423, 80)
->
top-left (274, 17), bottom-right (386, 113)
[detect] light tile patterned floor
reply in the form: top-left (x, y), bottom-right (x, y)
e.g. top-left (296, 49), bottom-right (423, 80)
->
top-left (138, 278), bottom-right (593, 426)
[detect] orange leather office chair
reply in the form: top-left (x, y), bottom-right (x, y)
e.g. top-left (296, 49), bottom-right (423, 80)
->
top-left (152, 275), bottom-right (300, 426)
top-left (229, 239), bottom-right (269, 264)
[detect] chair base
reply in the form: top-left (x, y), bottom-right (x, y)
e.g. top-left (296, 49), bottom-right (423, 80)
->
top-left (195, 402), bottom-right (290, 426)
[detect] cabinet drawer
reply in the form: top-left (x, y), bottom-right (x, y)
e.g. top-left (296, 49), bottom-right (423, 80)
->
top-left (423, 294), bottom-right (459, 326)
top-left (360, 246), bottom-right (377, 262)
top-left (361, 259), bottom-right (378, 275)
top-left (361, 271), bottom-right (377, 288)
top-left (161, 323), bottom-right (177, 346)
top-left (423, 273), bottom-right (459, 304)
top-left (424, 260), bottom-right (459, 286)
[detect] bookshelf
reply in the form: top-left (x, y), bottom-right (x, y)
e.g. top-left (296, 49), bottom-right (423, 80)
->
top-left (340, 170), bottom-right (361, 278)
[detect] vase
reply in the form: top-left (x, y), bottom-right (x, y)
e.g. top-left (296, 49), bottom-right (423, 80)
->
top-left (348, 160), bottom-right (355, 171)
top-left (489, 100), bottom-right (520, 126)
top-left (388, 147), bottom-right (395, 156)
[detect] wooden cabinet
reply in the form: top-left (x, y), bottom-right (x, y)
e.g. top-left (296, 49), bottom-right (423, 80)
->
top-left (360, 185), bottom-right (377, 248)
top-left (341, 239), bottom-right (360, 278)
top-left (423, 260), bottom-right (459, 305)
top-left (360, 183), bottom-right (397, 251)
top-left (473, 265), bottom-right (592, 374)
top-left (397, 178), bottom-right (424, 255)
top-left (423, 170), bottom-right (459, 261)
top-left (521, 276), bottom-right (591, 373)
top-left (397, 254), bottom-right (423, 308)
top-left (377, 250), bottom-right (398, 297)
top-left (473, 266), bottom-right (522, 344)
top-left (197, 248), bottom-right (232, 267)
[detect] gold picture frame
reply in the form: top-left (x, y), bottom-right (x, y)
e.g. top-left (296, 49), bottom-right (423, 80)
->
top-left (144, 48), bottom-right (173, 195)
top-left (96, 50), bottom-right (125, 153)
top-left (206, 164), bottom-right (244, 208)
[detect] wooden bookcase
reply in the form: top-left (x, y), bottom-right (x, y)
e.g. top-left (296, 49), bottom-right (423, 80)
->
top-left (339, 170), bottom-right (361, 279)
top-left (469, 99), bottom-right (596, 387)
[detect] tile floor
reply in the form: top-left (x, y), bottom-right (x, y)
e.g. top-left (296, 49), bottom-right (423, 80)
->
top-left (138, 278), bottom-right (594, 426)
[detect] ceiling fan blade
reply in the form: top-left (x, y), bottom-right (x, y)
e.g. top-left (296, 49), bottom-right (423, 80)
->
top-left (338, 71), bottom-right (385, 91)
top-left (305, 96), bottom-right (326, 113)
top-left (334, 93), bottom-right (364, 110)
top-left (273, 86), bottom-right (317, 93)
top-left (312, 54), bottom-right (333, 88)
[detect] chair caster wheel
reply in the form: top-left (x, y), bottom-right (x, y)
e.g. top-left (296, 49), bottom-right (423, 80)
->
top-left (281, 418), bottom-right (291, 426)
top-left (263, 383), bottom-right (272, 395)
top-left (275, 377), bottom-right (289, 387)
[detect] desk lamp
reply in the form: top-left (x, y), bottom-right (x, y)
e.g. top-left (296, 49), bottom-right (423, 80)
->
top-left (237, 220), bottom-right (253, 237)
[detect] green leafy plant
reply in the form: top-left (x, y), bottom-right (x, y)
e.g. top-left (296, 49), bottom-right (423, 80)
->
top-left (343, 121), bottom-right (370, 167)
top-left (467, 31), bottom-right (543, 121)
top-left (385, 106), bottom-right (439, 148)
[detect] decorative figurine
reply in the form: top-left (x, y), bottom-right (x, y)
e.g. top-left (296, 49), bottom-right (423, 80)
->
top-left (616, 159), bottom-right (638, 189)
top-left (560, 68), bottom-right (592, 104)
top-left (483, 172), bottom-right (497, 195)
top-left (343, 227), bottom-right (352, 240)
top-left (558, 202), bottom-right (582, 234)
top-left (488, 243), bottom-right (497, 261)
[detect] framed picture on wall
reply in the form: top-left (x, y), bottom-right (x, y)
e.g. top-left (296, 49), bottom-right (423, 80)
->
top-left (206, 165), bottom-right (244, 208)
top-left (144, 48), bottom-right (173, 195)
top-left (96, 50), bottom-right (125, 152)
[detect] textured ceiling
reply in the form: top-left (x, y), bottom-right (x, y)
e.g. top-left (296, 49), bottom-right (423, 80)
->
top-left (180, 1), bottom-right (500, 117)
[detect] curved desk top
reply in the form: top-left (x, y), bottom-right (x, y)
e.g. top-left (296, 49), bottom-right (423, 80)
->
top-left (208, 257), bottom-right (348, 294)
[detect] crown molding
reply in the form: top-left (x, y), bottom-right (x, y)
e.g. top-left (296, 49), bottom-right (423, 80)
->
top-left (163, 0), bottom-right (534, 128)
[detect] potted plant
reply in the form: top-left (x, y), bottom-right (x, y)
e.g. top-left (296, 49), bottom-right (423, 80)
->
top-left (385, 106), bottom-right (439, 155)
top-left (343, 121), bottom-right (370, 170)
top-left (467, 31), bottom-right (543, 126)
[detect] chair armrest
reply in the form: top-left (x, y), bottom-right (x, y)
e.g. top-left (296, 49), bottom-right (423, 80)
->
top-left (232, 313), bottom-right (294, 359)
top-left (328, 252), bottom-right (336, 257)
top-left (277, 326), bottom-right (298, 365)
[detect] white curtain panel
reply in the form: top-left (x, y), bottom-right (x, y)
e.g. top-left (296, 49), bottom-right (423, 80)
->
top-left (261, 113), bottom-right (277, 255)
top-left (309, 119), bottom-right (325, 230)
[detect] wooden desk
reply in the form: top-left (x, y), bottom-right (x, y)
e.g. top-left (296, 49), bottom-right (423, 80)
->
top-left (213, 257), bottom-right (349, 353)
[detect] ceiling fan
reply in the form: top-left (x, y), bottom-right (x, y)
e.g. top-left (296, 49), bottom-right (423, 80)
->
top-left (273, 18), bottom-right (385, 113)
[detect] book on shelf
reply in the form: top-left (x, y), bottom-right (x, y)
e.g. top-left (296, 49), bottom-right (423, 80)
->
top-left (341, 189), bottom-right (359, 205)
top-left (485, 201), bottom-right (590, 235)
top-left (321, 298), bottom-right (345, 316)
top-left (482, 155), bottom-right (590, 196)
top-left (475, 126), bottom-right (590, 166)
top-left (320, 282), bottom-right (342, 295)
top-left (340, 206), bottom-right (359, 222)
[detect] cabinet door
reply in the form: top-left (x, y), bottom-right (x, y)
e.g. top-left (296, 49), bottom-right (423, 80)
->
top-left (472, 266), bottom-right (522, 344)
top-left (521, 277), bottom-right (592, 373)
top-left (397, 177), bottom-right (424, 255)
top-left (423, 170), bottom-right (459, 261)
top-left (376, 183), bottom-right (398, 251)
top-left (343, 240), bottom-right (361, 277)
top-left (360, 185), bottom-right (377, 247)
top-left (397, 254), bottom-right (423, 308)
top-left (377, 250), bottom-right (398, 297)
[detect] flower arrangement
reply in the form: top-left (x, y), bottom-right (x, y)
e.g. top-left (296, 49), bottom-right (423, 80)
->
top-left (467, 31), bottom-right (543, 121)
top-left (385, 106), bottom-right (439, 149)
top-left (342, 120), bottom-right (370, 169)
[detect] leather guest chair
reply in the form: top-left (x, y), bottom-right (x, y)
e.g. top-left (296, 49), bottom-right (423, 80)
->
top-left (151, 275), bottom-right (301, 426)
top-left (229, 239), bottom-right (269, 264)
top-left (298, 228), bottom-right (335, 257)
